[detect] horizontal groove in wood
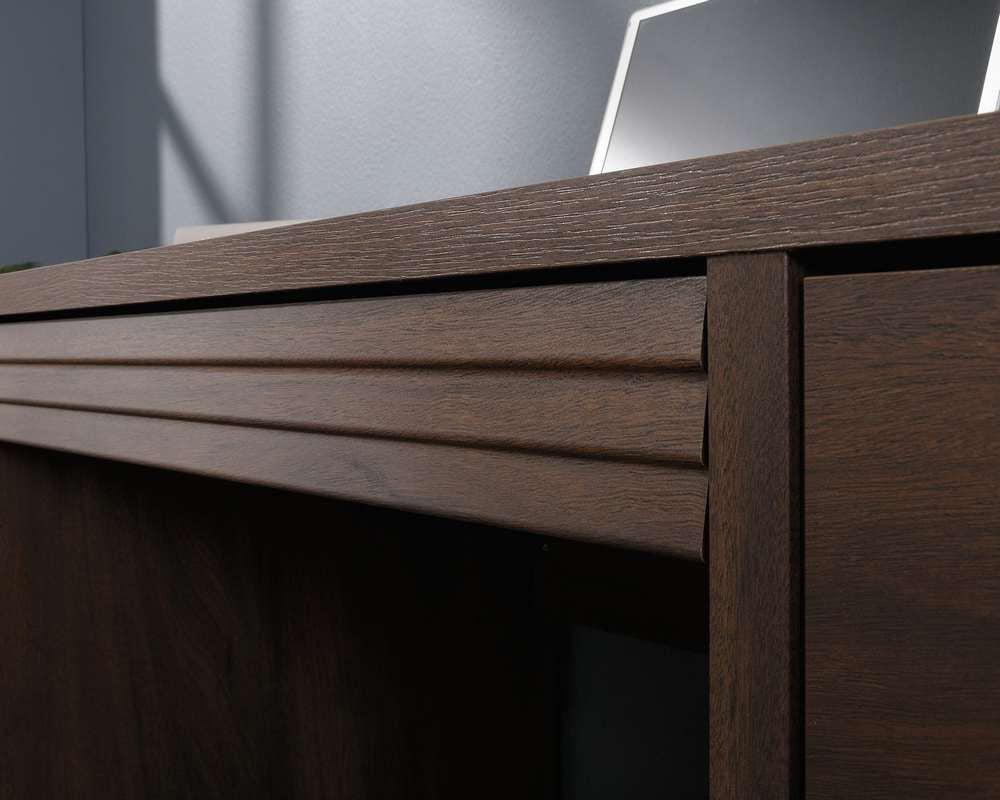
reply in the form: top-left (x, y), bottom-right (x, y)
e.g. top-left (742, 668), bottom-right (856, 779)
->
top-left (0, 278), bottom-right (705, 369)
top-left (0, 365), bottom-right (706, 466)
top-left (1, 113), bottom-right (998, 317)
top-left (0, 403), bottom-right (706, 559)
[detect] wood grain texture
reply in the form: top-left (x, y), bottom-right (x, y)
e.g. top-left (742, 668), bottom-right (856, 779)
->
top-left (708, 253), bottom-right (802, 800)
top-left (0, 403), bottom-right (706, 558)
top-left (2, 113), bottom-right (1000, 317)
top-left (0, 364), bottom-right (705, 465)
top-left (0, 446), bottom-right (276, 800)
top-left (0, 442), bottom-right (553, 799)
top-left (0, 278), bottom-right (705, 370)
top-left (804, 266), bottom-right (1000, 799)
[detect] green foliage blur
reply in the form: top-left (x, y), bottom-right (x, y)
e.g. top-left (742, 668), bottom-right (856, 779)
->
top-left (0, 261), bottom-right (40, 274)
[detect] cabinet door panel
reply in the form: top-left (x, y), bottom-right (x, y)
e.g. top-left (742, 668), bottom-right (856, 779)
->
top-left (805, 266), bottom-right (1000, 799)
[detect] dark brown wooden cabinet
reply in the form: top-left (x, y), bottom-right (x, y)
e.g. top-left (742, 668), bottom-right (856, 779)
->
top-left (1, 113), bottom-right (998, 798)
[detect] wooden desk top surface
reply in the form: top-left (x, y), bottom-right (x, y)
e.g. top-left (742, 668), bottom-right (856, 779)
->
top-left (2, 112), bottom-right (999, 318)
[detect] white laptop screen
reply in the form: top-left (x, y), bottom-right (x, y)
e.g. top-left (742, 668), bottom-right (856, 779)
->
top-left (594, 0), bottom-right (1000, 174)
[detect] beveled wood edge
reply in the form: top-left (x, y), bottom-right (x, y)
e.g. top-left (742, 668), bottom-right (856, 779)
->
top-left (0, 402), bottom-right (707, 560)
top-left (2, 113), bottom-right (999, 317)
top-left (0, 277), bottom-right (707, 370)
top-left (0, 365), bottom-right (707, 466)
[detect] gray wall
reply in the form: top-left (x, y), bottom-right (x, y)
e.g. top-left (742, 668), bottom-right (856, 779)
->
top-left (83, 0), bottom-right (647, 255)
top-left (0, 0), bottom-right (87, 266)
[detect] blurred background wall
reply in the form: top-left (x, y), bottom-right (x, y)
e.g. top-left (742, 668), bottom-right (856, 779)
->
top-left (0, 0), bottom-right (87, 266)
top-left (3, 0), bottom-right (649, 264)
